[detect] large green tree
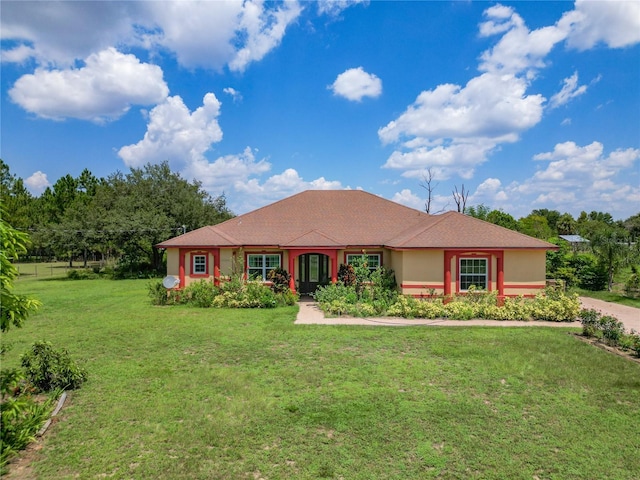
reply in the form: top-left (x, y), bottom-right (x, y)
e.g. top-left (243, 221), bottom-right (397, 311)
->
top-left (0, 160), bottom-right (35, 231)
top-left (0, 209), bottom-right (41, 332)
top-left (97, 162), bottom-right (232, 272)
top-left (517, 214), bottom-right (553, 240)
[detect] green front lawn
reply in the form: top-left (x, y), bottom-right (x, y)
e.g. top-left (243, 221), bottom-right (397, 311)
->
top-left (4, 278), bottom-right (639, 479)
top-left (574, 288), bottom-right (640, 308)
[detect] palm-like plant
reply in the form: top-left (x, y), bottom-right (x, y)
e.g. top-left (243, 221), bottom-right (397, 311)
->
top-left (590, 229), bottom-right (631, 292)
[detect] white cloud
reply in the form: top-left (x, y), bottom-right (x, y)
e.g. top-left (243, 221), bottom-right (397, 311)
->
top-left (223, 87), bottom-right (243, 103)
top-left (467, 178), bottom-right (509, 210)
top-left (8, 48), bottom-right (168, 122)
top-left (379, 72), bottom-right (543, 178)
top-left (383, 139), bottom-right (500, 180)
top-left (1, 1), bottom-right (302, 72)
top-left (379, 1), bottom-right (639, 188)
top-left (330, 67), bottom-right (382, 102)
top-left (1, 44), bottom-right (36, 63)
top-left (316, 0), bottom-right (368, 16)
top-left (391, 188), bottom-right (451, 213)
top-left (24, 171), bottom-right (50, 195)
top-left (513, 141), bottom-right (640, 216)
top-left (185, 147), bottom-right (271, 194)
top-left (228, 1), bottom-right (303, 72)
top-left (390, 189), bottom-right (424, 211)
top-left (0, 1), bottom-right (141, 66)
top-left (564, 0), bottom-right (640, 50)
top-left (118, 93), bottom-right (223, 168)
top-left (478, 5), bottom-right (569, 76)
top-left (549, 71), bottom-right (588, 109)
top-left (232, 168), bottom-right (344, 213)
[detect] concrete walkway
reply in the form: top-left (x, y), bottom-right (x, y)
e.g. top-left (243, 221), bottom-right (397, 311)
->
top-left (295, 297), bottom-right (639, 331)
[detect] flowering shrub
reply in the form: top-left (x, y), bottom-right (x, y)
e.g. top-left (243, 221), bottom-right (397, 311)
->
top-left (529, 289), bottom-right (581, 322)
top-left (148, 275), bottom-right (297, 309)
top-left (327, 286), bottom-right (580, 322)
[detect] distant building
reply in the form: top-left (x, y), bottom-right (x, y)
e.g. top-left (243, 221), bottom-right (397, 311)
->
top-left (559, 235), bottom-right (590, 252)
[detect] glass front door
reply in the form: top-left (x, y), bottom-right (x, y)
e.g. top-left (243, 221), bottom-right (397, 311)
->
top-left (298, 254), bottom-right (330, 294)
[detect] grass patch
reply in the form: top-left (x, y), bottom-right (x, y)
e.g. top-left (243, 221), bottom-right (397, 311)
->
top-left (574, 288), bottom-right (640, 308)
top-left (3, 279), bottom-right (639, 479)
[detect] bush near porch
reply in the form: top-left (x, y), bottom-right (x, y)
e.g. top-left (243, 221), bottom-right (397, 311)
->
top-left (148, 274), bottom-right (298, 308)
top-left (315, 284), bottom-right (582, 322)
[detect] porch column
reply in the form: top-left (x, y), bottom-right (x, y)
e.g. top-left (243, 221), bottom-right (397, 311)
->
top-left (496, 251), bottom-right (504, 304)
top-left (444, 251), bottom-right (454, 297)
top-left (213, 248), bottom-right (221, 287)
top-left (288, 252), bottom-right (296, 294)
top-left (331, 250), bottom-right (338, 283)
top-left (178, 248), bottom-right (186, 288)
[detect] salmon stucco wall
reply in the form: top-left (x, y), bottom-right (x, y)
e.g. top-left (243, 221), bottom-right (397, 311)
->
top-left (503, 250), bottom-right (547, 296)
top-left (398, 250), bottom-right (445, 296)
top-left (166, 248), bottom-right (179, 278)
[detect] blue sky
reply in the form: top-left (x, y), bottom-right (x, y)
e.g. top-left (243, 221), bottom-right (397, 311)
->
top-left (2, 0), bottom-right (639, 219)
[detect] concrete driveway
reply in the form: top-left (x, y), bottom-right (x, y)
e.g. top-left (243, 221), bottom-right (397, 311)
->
top-left (295, 297), bottom-right (639, 331)
top-left (578, 297), bottom-right (639, 333)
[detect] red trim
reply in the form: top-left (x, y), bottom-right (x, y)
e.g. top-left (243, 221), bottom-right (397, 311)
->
top-left (287, 249), bottom-right (340, 289)
top-left (444, 251), bottom-right (454, 297)
top-left (504, 284), bottom-right (546, 289)
top-left (496, 252), bottom-right (504, 294)
top-left (401, 283), bottom-right (443, 289)
top-left (444, 250), bottom-right (505, 298)
top-left (457, 255), bottom-right (492, 294)
top-left (178, 248), bottom-right (220, 287)
top-left (190, 251), bottom-right (209, 278)
top-left (179, 248), bottom-right (186, 288)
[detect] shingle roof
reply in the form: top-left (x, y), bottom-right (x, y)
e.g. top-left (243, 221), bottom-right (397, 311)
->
top-left (156, 190), bottom-right (556, 250)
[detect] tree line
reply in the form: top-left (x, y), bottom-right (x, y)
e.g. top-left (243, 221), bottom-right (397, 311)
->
top-left (0, 159), bottom-right (233, 274)
top-left (465, 204), bottom-right (639, 293)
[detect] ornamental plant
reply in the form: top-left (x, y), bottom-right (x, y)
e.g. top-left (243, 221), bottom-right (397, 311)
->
top-left (20, 341), bottom-right (88, 392)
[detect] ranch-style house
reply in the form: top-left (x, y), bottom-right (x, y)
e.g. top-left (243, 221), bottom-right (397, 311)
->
top-left (156, 190), bottom-right (557, 298)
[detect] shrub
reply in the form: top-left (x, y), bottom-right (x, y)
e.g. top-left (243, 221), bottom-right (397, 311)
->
top-left (598, 315), bottom-right (625, 347)
top-left (182, 280), bottom-right (219, 307)
top-left (578, 262), bottom-right (608, 291)
top-left (628, 330), bottom-right (640, 357)
top-left (212, 280), bottom-right (279, 308)
top-left (0, 370), bottom-right (54, 472)
top-left (529, 288), bottom-right (581, 322)
top-left (267, 268), bottom-right (291, 293)
top-left (21, 341), bottom-right (88, 392)
top-left (336, 264), bottom-right (355, 286)
top-left (579, 308), bottom-right (600, 337)
top-left (276, 289), bottom-right (299, 306)
top-left (66, 268), bottom-right (100, 280)
top-left (624, 266), bottom-right (640, 297)
top-left (148, 280), bottom-right (179, 306)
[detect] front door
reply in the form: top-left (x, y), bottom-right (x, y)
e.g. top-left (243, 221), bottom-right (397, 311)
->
top-left (298, 254), bottom-right (330, 294)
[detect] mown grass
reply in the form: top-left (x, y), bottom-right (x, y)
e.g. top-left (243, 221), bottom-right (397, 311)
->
top-left (3, 278), bottom-right (640, 479)
top-left (574, 288), bottom-right (640, 308)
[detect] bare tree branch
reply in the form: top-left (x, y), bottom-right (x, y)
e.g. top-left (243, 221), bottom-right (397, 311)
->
top-left (419, 168), bottom-right (437, 214)
top-left (452, 184), bottom-right (469, 213)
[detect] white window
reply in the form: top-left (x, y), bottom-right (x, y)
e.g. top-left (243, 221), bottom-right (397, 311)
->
top-left (346, 253), bottom-right (381, 271)
top-left (247, 254), bottom-right (281, 281)
top-left (459, 258), bottom-right (488, 291)
top-left (192, 255), bottom-right (207, 275)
